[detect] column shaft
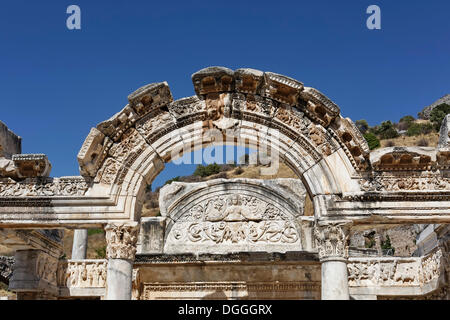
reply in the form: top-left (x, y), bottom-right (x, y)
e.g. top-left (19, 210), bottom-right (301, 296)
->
top-left (72, 229), bottom-right (88, 259)
top-left (106, 259), bottom-right (133, 300)
top-left (321, 260), bottom-right (349, 300)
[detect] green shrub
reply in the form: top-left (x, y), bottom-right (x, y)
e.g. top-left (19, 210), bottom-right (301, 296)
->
top-left (164, 176), bottom-right (180, 185)
top-left (374, 121), bottom-right (399, 140)
top-left (381, 235), bottom-right (395, 255)
top-left (406, 123), bottom-right (421, 136)
top-left (193, 163), bottom-right (221, 177)
top-left (95, 246), bottom-right (106, 259)
top-left (399, 115), bottom-right (415, 123)
top-left (398, 115), bottom-right (415, 131)
top-left (430, 103), bottom-right (450, 131)
top-left (363, 132), bottom-right (381, 150)
top-left (406, 122), bottom-right (433, 136)
top-left (88, 228), bottom-right (104, 236)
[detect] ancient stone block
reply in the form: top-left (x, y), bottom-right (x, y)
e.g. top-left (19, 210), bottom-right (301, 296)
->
top-left (12, 154), bottom-right (51, 178)
top-left (77, 127), bottom-right (112, 178)
top-left (127, 82), bottom-right (173, 118)
top-left (234, 68), bottom-right (264, 94)
top-left (9, 250), bottom-right (59, 295)
top-left (192, 66), bottom-right (235, 96)
top-left (0, 121), bottom-right (21, 159)
top-left (137, 217), bottom-right (166, 254)
top-left (300, 87), bottom-right (340, 127)
top-left (97, 105), bottom-right (138, 142)
top-left (260, 72), bottom-right (303, 106)
top-left (370, 147), bottom-right (436, 171)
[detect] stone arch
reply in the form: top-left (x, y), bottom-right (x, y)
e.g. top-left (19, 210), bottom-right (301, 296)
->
top-left (77, 67), bottom-right (370, 222)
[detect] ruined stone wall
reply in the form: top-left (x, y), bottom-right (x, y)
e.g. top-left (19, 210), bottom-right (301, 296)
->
top-left (0, 121), bottom-right (21, 159)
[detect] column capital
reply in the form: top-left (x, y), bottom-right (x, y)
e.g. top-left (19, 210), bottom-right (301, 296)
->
top-left (105, 223), bottom-right (139, 260)
top-left (314, 220), bottom-right (352, 262)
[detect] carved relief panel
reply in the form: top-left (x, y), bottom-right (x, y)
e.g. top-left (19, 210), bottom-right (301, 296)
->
top-left (160, 179), bottom-right (307, 254)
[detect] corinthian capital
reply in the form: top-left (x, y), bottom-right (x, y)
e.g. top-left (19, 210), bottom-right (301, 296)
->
top-left (314, 221), bottom-right (352, 262)
top-left (105, 223), bottom-right (139, 260)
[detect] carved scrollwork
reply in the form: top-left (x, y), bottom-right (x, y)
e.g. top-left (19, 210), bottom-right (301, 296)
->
top-left (168, 194), bottom-right (300, 247)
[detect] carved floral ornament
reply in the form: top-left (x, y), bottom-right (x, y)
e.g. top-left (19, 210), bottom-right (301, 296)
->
top-left (313, 221), bottom-right (352, 261)
top-left (105, 224), bottom-right (139, 260)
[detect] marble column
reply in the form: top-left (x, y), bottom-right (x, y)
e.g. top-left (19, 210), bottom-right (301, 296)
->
top-left (104, 223), bottom-right (138, 300)
top-left (72, 229), bottom-right (88, 259)
top-left (314, 221), bottom-right (352, 300)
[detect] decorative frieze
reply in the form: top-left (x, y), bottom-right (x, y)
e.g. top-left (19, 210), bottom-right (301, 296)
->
top-left (0, 176), bottom-right (89, 197)
top-left (169, 194), bottom-right (300, 245)
top-left (96, 105), bottom-right (138, 142)
top-left (360, 171), bottom-right (449, 192)
top-left (348, 248), bottom-right (443, 287)
top-left (160, 179), bottom-right (307, 254)
top-left (58, 260), bottom-right (107, 288)
top-left (105, 224), bottom-right (139, 260)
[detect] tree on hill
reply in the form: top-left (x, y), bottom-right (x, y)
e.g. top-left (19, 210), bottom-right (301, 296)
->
top-left (355, 119), bottom-right (369, 134)
top-left (398, 115), bottom-right (415, 131)
top-left (193, 163), bottom-right (222, 177)
top-left (406, 122), bottom-right (433, 137)
top-left (372, 121), bottom-right (399, 140)
top-left (430, 103), bottom-right (450, 131)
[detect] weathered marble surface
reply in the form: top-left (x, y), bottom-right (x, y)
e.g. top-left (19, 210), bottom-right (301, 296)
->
top-left (157, 178), bottom-right (310, 254)
top-left (0, 120), bottom-right (21, 159)
top-left (134, 252), bottom-right (321, 300)
top-left (0, 256), bottom-right (14, 284)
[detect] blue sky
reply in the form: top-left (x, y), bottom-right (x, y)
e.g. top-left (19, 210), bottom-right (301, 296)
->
top-left (1, 1), bottom-right (449, 186)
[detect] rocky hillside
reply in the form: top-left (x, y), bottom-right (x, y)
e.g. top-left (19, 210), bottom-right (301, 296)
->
top-left (419, 94), bottom-right (450, 119)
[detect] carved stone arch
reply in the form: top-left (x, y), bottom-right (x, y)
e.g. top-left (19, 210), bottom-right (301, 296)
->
top-left (77, 67), bottom-right (370, 222)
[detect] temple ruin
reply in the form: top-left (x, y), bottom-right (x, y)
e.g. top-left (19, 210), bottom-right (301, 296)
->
top-left (0, 66), bottom-right (449, 300)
